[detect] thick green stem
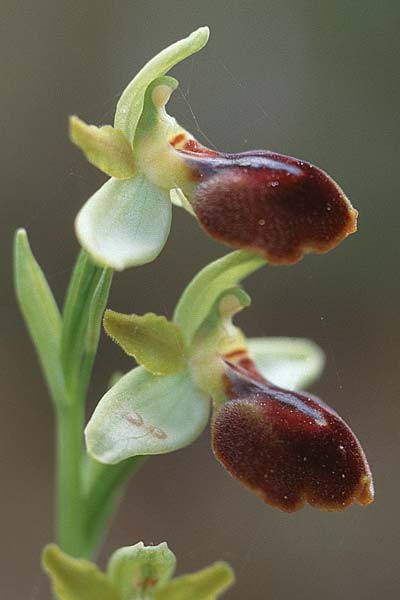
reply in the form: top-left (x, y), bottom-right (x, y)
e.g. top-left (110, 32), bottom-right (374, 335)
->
top-left (56, 251), bottom-right (114, 558)
top-left (39, 247), bottom-right (144, 560)
top-left (56, 402), bottom-right (86, 557)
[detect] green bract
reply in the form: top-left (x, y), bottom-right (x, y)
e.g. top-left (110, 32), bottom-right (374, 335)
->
top-left (43, 543), bottom-right (234, 600)
top-left (85, 251), bottom-right (325, 464)
top-left (72, 27), bottom-right (209, 271)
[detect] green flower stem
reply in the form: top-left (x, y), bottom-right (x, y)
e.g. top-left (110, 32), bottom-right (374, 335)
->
top-left (56, 252), bottom-right (115, 558)
top-left (56, 401), bottom-right (86, 557)
top-left (74, 268), bottom-right (114, 404)
top-left (61, 250), bottom-right (104, 396)
top-left (83, 456), bottom-right (146, 558)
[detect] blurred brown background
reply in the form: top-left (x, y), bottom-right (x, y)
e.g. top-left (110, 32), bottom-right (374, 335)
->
top-left (2, 1), bottom-right (399, 598)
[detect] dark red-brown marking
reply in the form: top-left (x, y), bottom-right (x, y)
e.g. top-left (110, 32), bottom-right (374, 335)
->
top-left (212, 357), bottom-right (373, 512)
top-left (170, 133), bottom-right (186, 147)
top-left (177, 148), bottom-right (357, 264)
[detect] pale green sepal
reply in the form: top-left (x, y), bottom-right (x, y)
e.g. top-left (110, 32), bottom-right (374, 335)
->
top-left (108, 370), bottom-right (124, 389)
top-left (134, 76), bottom-right (194, 193)
top-left (174, 250), bottom-right (266, 345)
top-left (42, 544), bottom-right (120, 600)
top-left (189, 288), bottom-right (250, 404)
top-left (85, 367), bottom-right (210, 464)
top-left (14, 229), bottom-right (66, 405)
top-left (247, 337), bottom-right (325, 390)
top-left (75, 175), bottom-right (172, 271)
top-left (193, 287), bottom-right (250, 359)
top-left (104, 310), bottom-right (187, 375)
top-left (107, 542), bottom-right (176, 599)
top-left (170, 188), bottom-right (195, 215)
top-left (154, 562), bottom-right (234, 600)
top-left (115, 27), bottom-right (209, 142)
top-left (70, 116), bottom-right (135, 179)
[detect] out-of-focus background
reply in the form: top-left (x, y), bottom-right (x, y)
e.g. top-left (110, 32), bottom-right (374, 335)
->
top-left (2, 1), bottom-right (399, 598)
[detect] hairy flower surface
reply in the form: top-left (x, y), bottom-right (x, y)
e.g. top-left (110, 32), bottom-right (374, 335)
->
top-left (213, 356), bottom-right (373, 512)
top-left (171, 140), bottom-right (357, 264)
top-left (85, 251), bottom-right (373, 512)
top-left (71, 27), bottom-right (357, 270)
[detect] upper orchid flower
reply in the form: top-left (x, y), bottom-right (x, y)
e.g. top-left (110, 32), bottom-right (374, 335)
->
top-left (71, 27), bottom-right (357, 271)
top-left (85, 251), bottom-right (373, 512)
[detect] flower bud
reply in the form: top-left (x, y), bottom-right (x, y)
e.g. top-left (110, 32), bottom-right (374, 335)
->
top-left (174, 139), bottom-right (357, 264)
top-left (212, 357), bottom-right (373, 512)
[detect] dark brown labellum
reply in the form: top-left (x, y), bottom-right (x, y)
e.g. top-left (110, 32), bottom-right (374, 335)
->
top-left (212, 358), bottom-right (373, 512)
top-left (177, 143), bottom-right (357, 264)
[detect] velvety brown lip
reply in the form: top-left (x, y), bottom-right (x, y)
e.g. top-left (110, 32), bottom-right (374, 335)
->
top-left (212, 358), bottom-right (373, 512)
top-left (177, 146), bottom-right (357, 264)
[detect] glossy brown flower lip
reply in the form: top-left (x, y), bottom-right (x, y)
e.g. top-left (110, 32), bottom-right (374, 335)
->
top-left (173, 139), bottom-right (357, 264)
top-left (212, 357), bottom-right (373, 512)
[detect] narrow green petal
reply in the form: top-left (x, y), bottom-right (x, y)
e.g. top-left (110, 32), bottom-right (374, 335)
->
top-left (104, 310), bottom-right (187, 375)
top-left (70, 116), bottom-right (135, 179)
top-left (174, 250), bottom-right (266, 344)
top-left (107, 542), bottom-right (176, 599)
top-left (154, 562), bottom-right (234, 600)
top-left (75, 175), bottom-right (171, 271)
top-left (247, 337), bottom-right (325, 390)
top-left (115, 26), bottom-right (209, 142)
top-left (85, 367), bottom-right (210, 464)
top-left (42, 544), bottom-right (120, 600)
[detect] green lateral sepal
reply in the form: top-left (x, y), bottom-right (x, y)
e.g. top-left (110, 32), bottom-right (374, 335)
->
top-left (42, 544), bottom-right (120, 600)
top-left (154, 561), bottom-right (234, 600)
top-left (75, 175), bottom-right (172, 271)
top-left (85, 366), bottom-right (209, 464)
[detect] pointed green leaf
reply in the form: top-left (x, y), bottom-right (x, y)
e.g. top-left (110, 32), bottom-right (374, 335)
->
top-left (75, 174), bottom-right (172, 271)
top-left (154, 562), bottom-right (234, 600)
top-left (107, 542), bottom-right (176, 599)
top-left (115, 27), bottom-right (209, 142)
top-left (174, 250), bottom-right (266, 344)
top-left (247, 337), bottom-right (325, 390)
top-left (104, 310), bottom-right (187, 375)
top-left (14, 229), bottom-right (66, 405)
top-left (70, 116), bottom-right (135, 179)
top-left (85, 367), bottom-right (209, 464)
top-left (42, 544), bottom-right (120, 600)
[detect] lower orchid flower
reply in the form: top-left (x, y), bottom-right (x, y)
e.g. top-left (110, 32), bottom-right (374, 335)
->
top-left (71, 27), bottom-right (357, 271)
top-left (85, 251), bottom-right (373, 512)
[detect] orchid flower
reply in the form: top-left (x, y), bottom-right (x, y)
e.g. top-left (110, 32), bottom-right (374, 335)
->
top-left (71, 27), bottom-right (357, 271)
top-left (85, 251), bottom-right (373, 512)
top-left (43, 542), bottom-right (233, 600)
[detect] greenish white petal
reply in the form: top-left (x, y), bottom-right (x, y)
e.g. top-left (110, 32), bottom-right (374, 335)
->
top-left (75, 175), bottom-right (171, 271)
top-left (247, 337), bottom-right (325, 390)
top-left (85, 367), bottom-right (210, 464)
top-left (115, 27), bottom-right (209, 142)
